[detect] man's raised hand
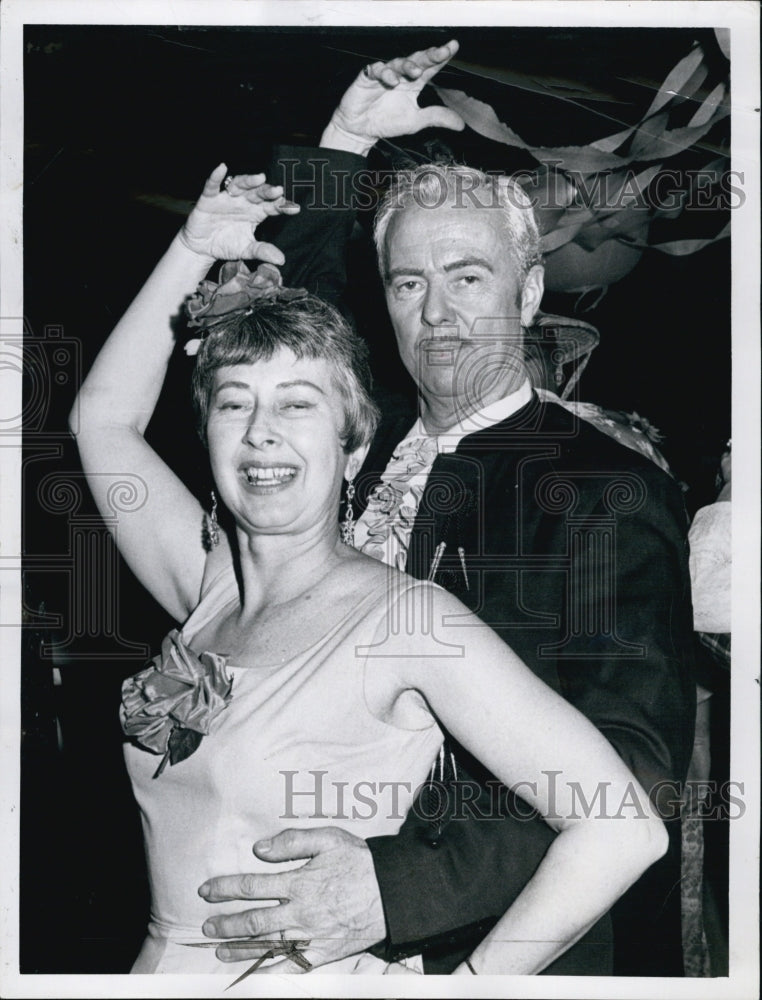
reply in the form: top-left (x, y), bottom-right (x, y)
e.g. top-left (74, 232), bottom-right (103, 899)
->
top-left (321, 40), bottom-right (465, 155)
top-left (178, 164), bottom-right (300, 264)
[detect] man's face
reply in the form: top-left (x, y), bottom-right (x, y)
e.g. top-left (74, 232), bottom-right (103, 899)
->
top-left (383, 199), bottom-right (543, 421)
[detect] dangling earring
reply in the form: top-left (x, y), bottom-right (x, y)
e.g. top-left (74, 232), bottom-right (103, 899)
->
top-left (341, 479), bottom-right (356, 546)
top-left (205, 490), bottom-right (220, 549)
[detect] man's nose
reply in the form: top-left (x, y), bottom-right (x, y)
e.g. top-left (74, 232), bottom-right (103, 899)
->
top-left (243, 407), bottom-right (281, 448)
top-left (422, 281), bottom-right (456, 328)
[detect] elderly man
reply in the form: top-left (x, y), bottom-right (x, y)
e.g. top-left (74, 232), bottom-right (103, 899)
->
top-left (199, 41), bottom-right (696, 976)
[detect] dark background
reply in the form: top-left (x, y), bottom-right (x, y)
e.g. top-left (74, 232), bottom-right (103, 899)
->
top-left (21, 24), bottom-right (731, 972)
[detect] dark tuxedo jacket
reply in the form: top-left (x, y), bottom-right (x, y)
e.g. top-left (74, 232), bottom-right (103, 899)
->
top-left (264, 146), bottom-right (696, 976)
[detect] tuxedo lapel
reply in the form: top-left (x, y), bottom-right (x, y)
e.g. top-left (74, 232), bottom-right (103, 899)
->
top-left (406, 395), bottom-right (543, 583)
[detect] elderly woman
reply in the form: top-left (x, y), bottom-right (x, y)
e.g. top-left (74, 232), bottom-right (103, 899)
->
top-left (70, 164), bottom-right (667, 979)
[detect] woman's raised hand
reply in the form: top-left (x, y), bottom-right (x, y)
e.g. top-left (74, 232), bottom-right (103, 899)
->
top-left (178, 163), bottom-right (300, 264)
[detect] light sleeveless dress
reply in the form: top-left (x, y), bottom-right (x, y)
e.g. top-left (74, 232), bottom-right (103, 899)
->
top-left (124, 563), bottom-right (443, 976)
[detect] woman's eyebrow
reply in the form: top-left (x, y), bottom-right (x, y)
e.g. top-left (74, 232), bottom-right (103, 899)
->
top-left (214, 379), bottom-right (325, 394)
top-left (214, 380), bottom-right (251, 392)
top-left (276, 380), bottom-right (325, 394)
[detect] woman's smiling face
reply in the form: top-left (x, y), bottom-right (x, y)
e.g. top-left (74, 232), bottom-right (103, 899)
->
top-left (205, 348), bottom-right (356, 538)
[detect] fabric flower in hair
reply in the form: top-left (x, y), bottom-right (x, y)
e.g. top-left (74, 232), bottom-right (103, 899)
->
top-left (121, 631), bottom-right (233, 777)
top-left (184, 260), bottom-right (308, 355)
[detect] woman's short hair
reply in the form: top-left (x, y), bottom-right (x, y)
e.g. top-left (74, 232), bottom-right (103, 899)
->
top-left (373, 163), bottom-right (542, 284)
top-left (191, 294), bottom-right (380, 453)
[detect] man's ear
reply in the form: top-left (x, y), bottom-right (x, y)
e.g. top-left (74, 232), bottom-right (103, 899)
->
top-left (345, 443), bottom-right (370, 482)
top-left (520, 265), bottom-right (545, 327)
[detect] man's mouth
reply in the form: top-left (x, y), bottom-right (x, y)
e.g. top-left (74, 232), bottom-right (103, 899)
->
top-left (240, 464), bottom-right (298, 487)
top-left (421, 338), bottom-right (463, 366)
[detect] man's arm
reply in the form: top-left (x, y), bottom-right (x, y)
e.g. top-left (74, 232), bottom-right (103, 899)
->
top-left (260, 144), bottom-right (365, 306)
top-left (557, 465), bottom-right (697, 794)
top-left (558, 455), bottom-right (696, 976)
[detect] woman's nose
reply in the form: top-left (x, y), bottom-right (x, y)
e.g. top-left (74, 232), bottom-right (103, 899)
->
top-left (422, 282), bottom-right (456, 328)
top-left (242, 408), bottom-right (280, 448)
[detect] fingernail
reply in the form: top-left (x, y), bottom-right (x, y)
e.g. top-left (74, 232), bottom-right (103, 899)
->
top-left (203, 920), bottom-right (216, 936)
top-left (198, 881), bottom-right (210, 896)
top-left (256, 838), bottom-right (272, 854)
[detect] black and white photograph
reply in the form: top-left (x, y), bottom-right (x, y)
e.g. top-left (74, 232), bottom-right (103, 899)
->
top-left (1, 2), bottom-right (759, 997)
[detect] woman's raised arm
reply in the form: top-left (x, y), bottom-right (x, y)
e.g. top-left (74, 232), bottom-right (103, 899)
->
top-left (69, 165), bottom-right (299, 622)
top-left (387, 585), bottom-right (669, 975)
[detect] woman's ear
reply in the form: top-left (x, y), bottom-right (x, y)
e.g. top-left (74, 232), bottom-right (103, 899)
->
top-left (345, 443), bottom-right (370, 482)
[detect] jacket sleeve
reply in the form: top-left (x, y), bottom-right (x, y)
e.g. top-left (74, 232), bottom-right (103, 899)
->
top-left (367, 789), bottom-right (556, 959)
top-left (553, 463), bottom-right (697, 799)
top-left (259, 144), bottom-right (365, 306)
top-left (367, 786), bottom-right (612, 974)
top-left (551, 461), bottom-right (695, 976)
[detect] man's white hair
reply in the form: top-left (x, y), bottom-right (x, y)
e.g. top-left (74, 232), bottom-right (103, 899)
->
top-left (373, 163), bottom-right (543, 284)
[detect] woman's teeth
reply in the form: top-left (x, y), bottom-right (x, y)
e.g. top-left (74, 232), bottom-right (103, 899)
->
top-left (244, 466), bottom-right (296, 485)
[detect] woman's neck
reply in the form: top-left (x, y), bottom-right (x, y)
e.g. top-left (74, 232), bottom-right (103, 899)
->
top-left (233, 524), bottom-right (348, 618)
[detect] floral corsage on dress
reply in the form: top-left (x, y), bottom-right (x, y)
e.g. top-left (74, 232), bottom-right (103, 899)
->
top-left (121, 632), bottom-right (233, 778)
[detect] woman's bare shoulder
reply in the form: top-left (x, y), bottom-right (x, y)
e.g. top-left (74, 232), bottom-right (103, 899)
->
top-left (334, 547), bottom-right (433, 598)
top-left (335, 551), bottom-right (478, 636)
